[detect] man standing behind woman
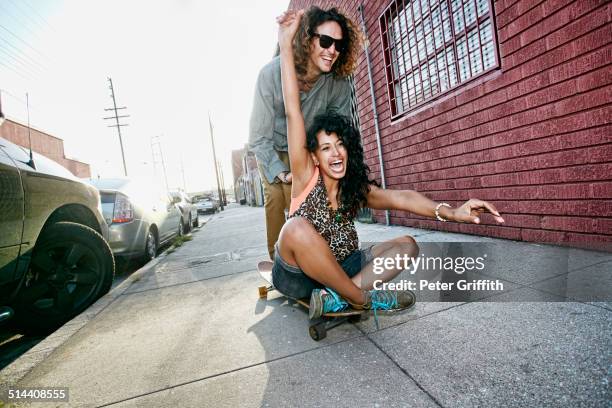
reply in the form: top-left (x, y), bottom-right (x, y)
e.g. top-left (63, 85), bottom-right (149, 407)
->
top-left (249, 6), bottom-right (361, 260)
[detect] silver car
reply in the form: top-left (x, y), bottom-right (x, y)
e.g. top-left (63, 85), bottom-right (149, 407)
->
top-left (89, 178), bottom-right (182, 261)
top-left (169, 190), bottom-right (199, 233)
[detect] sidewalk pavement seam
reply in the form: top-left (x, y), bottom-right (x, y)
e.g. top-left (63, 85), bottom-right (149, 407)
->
top-left (97, 332), bottom-right (366, 407)
top-left (361, 302), bottom-right (469, 337)
top-left (359, 325), bottom-right (446, 408)
top-left (141, 251), bottom-right (267, 274)
top-left (120, 267), bottom-right (256, 296)
top-left (0, 219), bottom-right (215, 387)
top-left (471, 262), bottom-right (612, 312)
top-left (525, 258), bottom-right (612, 286)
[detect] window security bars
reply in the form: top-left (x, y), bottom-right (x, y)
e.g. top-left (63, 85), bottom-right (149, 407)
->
top-left (380, 0), bottom-right (499, 118)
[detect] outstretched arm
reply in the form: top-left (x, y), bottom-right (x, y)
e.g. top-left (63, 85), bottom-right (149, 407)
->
top-left (366, 185), bottom-right (505, 224)
top-left (277, 10), bottom-right (315, 195)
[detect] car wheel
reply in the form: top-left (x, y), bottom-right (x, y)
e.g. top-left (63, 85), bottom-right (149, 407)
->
top-left (14, 222), bottom-right (115, 334)
top-left (143, 228), bottom-right (158, 262)
top-left (192, 214), bottom-right (199, 228)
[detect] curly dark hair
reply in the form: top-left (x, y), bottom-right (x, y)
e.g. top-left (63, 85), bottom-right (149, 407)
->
top-left (306, 113), bottom-right (378, 219)
top-left (293, 6), bottom-right (361, 79)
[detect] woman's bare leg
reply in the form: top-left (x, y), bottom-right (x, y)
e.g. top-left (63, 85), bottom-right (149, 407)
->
top-left (277, 217), bottom-right (366, 305)
top-left (352, 235), bottom-right (419, 290)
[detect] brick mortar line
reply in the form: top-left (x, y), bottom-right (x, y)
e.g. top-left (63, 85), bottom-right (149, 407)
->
top-left (368, 38), bottom-right (610, 149)
top-left (386, 158), bottom-right (612, 192)
top-left (388, 218), bottom-right (612, 238)
top-left (380, 100), bottom-right (612, 171)
top-left (498, 0), bottom-right (602, 48)
top-left (495, 0), bottom-right (547, 31)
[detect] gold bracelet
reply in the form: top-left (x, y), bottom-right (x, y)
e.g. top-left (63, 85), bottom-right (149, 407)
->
top-left (435, 202), bottom-right (451, 222)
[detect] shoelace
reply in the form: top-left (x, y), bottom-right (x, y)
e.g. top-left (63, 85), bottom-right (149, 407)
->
top-left (322, 288), bottom-right (348, 313)
top-left (370, 290), bottom-right (399, 330)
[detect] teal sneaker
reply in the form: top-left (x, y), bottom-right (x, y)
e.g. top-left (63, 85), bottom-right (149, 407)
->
top-left (309, 288), bottom-right (348, 319)
top-left (352, 289), bottom-right (416, 329)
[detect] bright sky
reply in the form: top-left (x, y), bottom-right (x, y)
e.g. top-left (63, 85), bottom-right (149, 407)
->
top-left (0, 0), bottom-right (289, 193)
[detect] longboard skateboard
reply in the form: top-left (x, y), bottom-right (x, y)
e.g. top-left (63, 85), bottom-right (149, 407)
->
top-left (257, 260), bottom-right (364, 341)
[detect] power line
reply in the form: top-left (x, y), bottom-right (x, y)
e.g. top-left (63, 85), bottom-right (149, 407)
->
top-left (0, 88), bottom-right (37, 109)
top-left (0, 35), bottom-right (47, 71)
top-left (0, 3), bottom-right (45, 44)
top-left (19, 0), bottom-right (57, 33)
top-left (0, 42), bottom-right (43, 77)
top-left (5, 0), bottom-right (50, 33)
top-left (0, 59), bottom-right (32, 81)
top-left (0, 23), bottom-right (49, 62)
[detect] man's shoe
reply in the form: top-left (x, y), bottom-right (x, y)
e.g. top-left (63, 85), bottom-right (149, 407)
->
top-left (363, 289), bottom-right (416, 311)
top-left (309, 288), bottom-right (348, 319)
top-left (350, 289), bottom-right (416, 329)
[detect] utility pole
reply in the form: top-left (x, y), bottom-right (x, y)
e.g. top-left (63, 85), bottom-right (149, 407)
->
top-left (180, 156), bottom-right (187, 192)
top-left (217, 161), bottom-right (227, 205)
top-left (103, 77), bottom-right (129, 176)
top-left (151, 135), bottom-right (169, 191)
top-left (208, 112), bottom-right (224, 211)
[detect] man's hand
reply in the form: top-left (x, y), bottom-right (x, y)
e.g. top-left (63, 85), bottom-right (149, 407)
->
top-left (277, 171), bottom-right (293, 184)
top-left (449, 199), bottom-right (504, 224)
top-left (277, 10), bottom-right (304, 51)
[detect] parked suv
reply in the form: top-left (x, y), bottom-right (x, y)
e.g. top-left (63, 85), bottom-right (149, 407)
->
top-left (0, 137), bottom-right (114, 333)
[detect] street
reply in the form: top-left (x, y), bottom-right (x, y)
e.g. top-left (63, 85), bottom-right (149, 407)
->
top-left (0, 205), bottom-right (610, 407)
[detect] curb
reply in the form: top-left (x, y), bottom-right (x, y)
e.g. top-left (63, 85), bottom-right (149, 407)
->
top-left (0, 216), bottom-right (214, 391)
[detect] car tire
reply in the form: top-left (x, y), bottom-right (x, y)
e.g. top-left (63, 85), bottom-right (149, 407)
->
top-left (14, 222), bottom-right (115, 334)
top-left (143, 228), bottom-right (158, 262)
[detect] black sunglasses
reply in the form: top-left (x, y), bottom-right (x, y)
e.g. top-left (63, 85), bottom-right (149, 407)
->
top-left (312, 33), bottom-right (347, 53)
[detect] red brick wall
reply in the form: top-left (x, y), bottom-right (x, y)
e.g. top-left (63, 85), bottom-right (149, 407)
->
top-left (289, 0), bottom-right (611, 249)
top-left (1, 119), bottom-right (91, 178)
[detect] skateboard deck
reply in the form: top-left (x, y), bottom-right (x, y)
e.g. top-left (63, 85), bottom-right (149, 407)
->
top-left (257, 260), bottom-right (364, 340)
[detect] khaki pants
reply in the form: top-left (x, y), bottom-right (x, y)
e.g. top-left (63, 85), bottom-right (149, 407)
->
top-left (258, 151), bottom-right (292, 260)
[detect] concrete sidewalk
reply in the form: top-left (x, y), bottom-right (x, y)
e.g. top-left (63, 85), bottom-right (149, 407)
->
top-left (1, 205), bottom-right (610, 407)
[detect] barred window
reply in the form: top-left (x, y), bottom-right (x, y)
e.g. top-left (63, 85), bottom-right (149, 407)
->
top-left (380, 0), bottom-right (499, 118)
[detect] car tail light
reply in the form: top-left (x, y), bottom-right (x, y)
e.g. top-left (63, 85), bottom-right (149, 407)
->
top-left (112, 194), bottom-right (134, 223)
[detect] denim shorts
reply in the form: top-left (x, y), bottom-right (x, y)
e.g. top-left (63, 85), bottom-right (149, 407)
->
top-left (272, 245), bottom-right (373, 299)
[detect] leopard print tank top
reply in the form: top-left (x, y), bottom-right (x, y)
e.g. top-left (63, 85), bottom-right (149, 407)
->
top-left (289, 168), bottom-right (358, 263)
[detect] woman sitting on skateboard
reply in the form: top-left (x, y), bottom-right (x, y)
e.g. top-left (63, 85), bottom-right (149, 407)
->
top-left (274, 10), bottom-right (505, 320)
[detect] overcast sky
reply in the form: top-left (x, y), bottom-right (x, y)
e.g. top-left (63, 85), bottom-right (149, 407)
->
top-left (0, 0), bottom-right (289, 192)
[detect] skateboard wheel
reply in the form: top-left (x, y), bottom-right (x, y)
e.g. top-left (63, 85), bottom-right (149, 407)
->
top-left (348, 314), bottom-right (362, 323)
top-left (258, 286), bottom-right (268, 299)
top-left (309, 323), bottom-right (327, 341)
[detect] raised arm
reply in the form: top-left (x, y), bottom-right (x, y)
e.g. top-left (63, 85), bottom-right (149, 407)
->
top-left (366, 185), bottom-right (505, 224)
top-left (277, 10), bottom-right (315, 196)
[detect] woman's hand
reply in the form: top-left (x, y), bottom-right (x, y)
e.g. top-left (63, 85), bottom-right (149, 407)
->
top-left (448, 199), bottom-right (504, 224)
top-left (277, 9), bottom-right (304, 51)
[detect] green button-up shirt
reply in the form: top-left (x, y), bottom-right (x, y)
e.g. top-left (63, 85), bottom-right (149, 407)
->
top-left (249, 56), bottom-right (352, 183)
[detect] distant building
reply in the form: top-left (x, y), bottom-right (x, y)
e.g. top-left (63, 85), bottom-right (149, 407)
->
top-left (290, 0), bottom-right (611, 249)
top-left (0, 119), bottom-right (91, 178)
top-left (232, 145), bottom-right (264, 206)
